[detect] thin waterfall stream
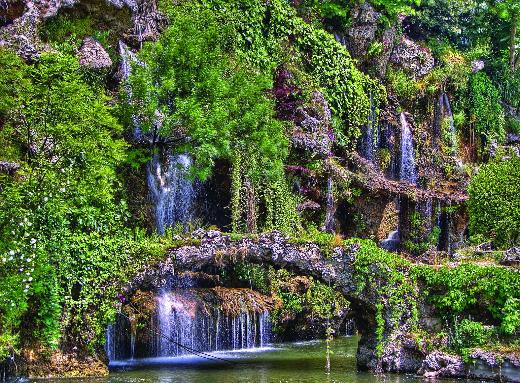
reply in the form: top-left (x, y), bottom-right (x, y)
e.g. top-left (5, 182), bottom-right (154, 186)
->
top-left (399, 112), bottom-right (418, 185)
top-left (147, 153), bottom-right (195, 234)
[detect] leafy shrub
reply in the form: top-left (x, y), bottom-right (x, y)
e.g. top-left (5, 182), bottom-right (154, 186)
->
top-left (467, 157), bottom-right (520, 247)
top-left (451, 319), bottom-right (493, 352)
top-left (414, 263), bottom-right (520, 336)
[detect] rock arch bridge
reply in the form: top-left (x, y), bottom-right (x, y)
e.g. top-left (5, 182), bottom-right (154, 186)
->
top-left (127, 230), bottom-right (424, 373)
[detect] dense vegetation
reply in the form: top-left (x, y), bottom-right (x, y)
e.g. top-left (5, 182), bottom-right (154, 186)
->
top-left (0, 0), bottom-right (519, 372)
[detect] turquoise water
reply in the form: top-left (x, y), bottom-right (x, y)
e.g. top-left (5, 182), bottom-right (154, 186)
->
top-left (27, 337), bottom-right (469, 383)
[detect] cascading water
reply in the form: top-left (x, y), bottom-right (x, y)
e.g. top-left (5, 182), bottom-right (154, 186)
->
top-left (399, 113), bottom-right (418, 185)
top-left (359, 95), bottom-right (378, 162)
top-left (441, 93), bottom-right (458, 156)
top-left (147, 153), bottom-right (195, 234)
top-left (156, 291), bottom-right (271, 356)
top-left (323, 176), bottom-right (335, 233)
top-left (119, 41), bottom-right (196, 233)
top-left (106, 290), bottom-right (272, 363)
top-left (380, 230), bottom-right (400, 252)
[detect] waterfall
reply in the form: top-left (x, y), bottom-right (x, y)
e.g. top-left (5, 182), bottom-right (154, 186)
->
top-left (147, 153), bottom-right (194, 234)
top-left (437, 202), bottom-right (452, 254)
top-left (442, 93), bottom-right (458, 156)
top-left (323, 176), bottom-right (335, 233)
top-left (344, 318), bottom-right (356, 336)
top-left (360, 95), bottom-right (378, 161)
top-left (399, 113), bottom-right (418, 185)
top-left (119, 41), bottom-right (196, 233)
top-left (380, 230), bottom-right (400, 252)
top-left (435, 92), bottom-right (459, 157)
top-left (106, 290), bottom-right (272, 362)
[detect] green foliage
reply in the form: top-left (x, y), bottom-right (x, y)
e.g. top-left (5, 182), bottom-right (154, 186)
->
top-left (40, 15), bottom-right (113, 56)
top-left (41, 15), bottom-right (96, 45)
top-left (468, 158), bottom-right (520, 247)
top-left (268, 268), bottom-right (349, 332)
top-left (387, 68), bottom-right (419, 102)
top-left (414, 263), bottom-right (520, 337)
top-left (125, 4), bottom-right (299, 234)
top-left (0, 50), bottom-right (168, 357)
top-left (451, 318), bottom-right (493, 352)
top-left (469, 72), bottom-right (506, 142)
top-left (195, 0), bottom-right (384, 149)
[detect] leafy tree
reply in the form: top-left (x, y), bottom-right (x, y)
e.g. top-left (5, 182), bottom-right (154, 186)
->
top-left (0, 51), bottom-right (138, 356)
top-left (491, 0), bottom-right (520, 71)
top-left (468, 72), bottom-right (505, 142)
top-left (125, 5), bottom-right (299, 232)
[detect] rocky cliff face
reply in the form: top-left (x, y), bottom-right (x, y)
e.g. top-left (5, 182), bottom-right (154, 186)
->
top-left (0, 0), bottom-right (165, 60)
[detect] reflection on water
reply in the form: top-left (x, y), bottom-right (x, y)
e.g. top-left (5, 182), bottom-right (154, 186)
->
top-left (23, 337), bottom-right (476, 383)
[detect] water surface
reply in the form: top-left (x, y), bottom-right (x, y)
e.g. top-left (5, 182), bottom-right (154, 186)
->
top-left (28, 337), bottom-right (471, 383)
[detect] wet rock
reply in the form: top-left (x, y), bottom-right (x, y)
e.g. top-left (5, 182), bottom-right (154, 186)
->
top-left (418, 349), bottom-right (520, 382)
top-left (292, 92), bottom-right (333, 158)
top-left (373, 26), bottom-right (397, 77)
top-left (77, 37), bottom-right (112, 69)
top-left (0, 0), bottom-right (166, 61)
top-left (468, 349), bottom-right (520, 383)
top-left (0, 2), bottom-right (42, 60)
top-left (344, 2), bottom-right (381, 57)
top-left (471, 59), bottom-right (485, 73)
top-left (507, 133), bottom-right (520, 144)
top-left (381, 334), bottom-right (424, 372)
top-left (501, 247), bottom-right (520, 267)
top-left (0, 161), bottom-right (21, 174)
top-left (0, 0), bottom-right (26, 26)
top-left (390, 36), bottom-right (434, 78)
top-left (418, 351), bottom-right (465, 378)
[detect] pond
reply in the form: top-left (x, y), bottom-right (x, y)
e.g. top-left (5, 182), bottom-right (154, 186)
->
top-left (24, 336), bottom-right (475, 383)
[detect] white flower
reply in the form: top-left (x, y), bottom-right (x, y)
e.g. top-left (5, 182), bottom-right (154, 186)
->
top-left (28, 277), bottom-right (33, 282)
top-left (2, 258), bottom-right (6, 262)
top-left (9, 250), bottom-right (14, 256)
top-left (30, 238), bottom-right (37, 244)
top-left (23, 217), bottom-right (28, 222)
top-left (43, 197), bottom-right (48, 202)
top-left (60, 188), bottom-right (66, 193)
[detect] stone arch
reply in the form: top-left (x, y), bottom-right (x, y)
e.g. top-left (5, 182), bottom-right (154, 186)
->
top-left (127, 230), bottom-right (423, 373)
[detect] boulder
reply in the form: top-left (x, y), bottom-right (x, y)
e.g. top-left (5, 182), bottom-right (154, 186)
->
top-left (390, 36), bottom-right (434, 78)
top-left (344, 3), bottom-right (381, 58)
top-left (418, 351), bottom-right (465, 378)
top-left (77, 37), bottom-right (112, 69)
top-left (501, 247), bottom-right (520, 267)
top-left (291, 91), bottom-right (334, 158)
